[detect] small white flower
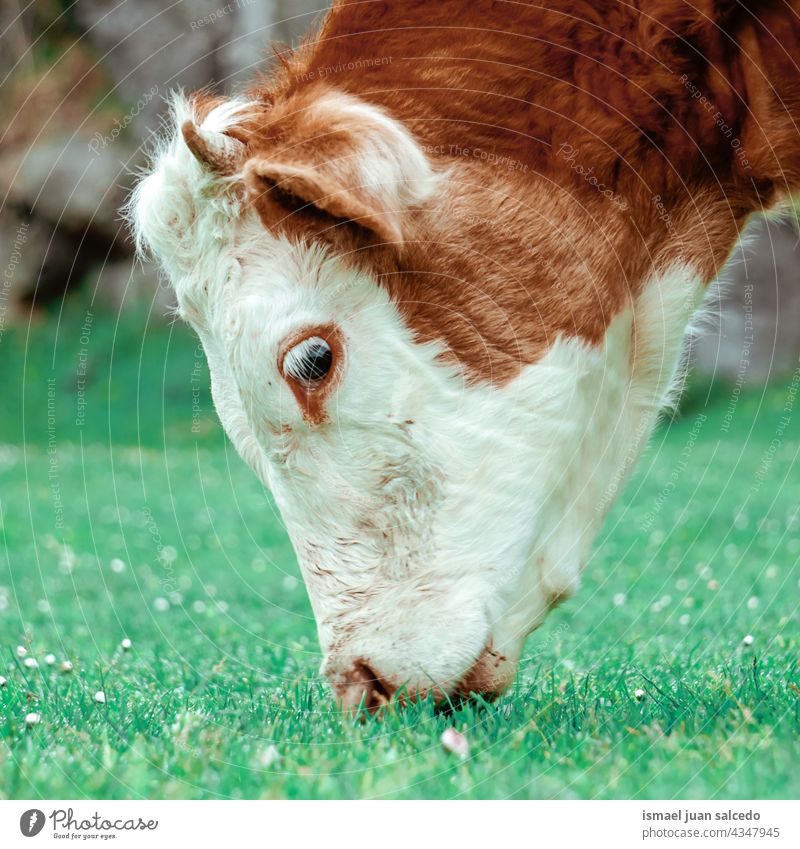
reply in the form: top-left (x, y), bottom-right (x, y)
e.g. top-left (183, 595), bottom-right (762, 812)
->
top-left (15, 645), bottom-right (27, 658)
top-left (24, 712), bottom-right (41, 727)
top-left (707, 579), bottom-right (719, 590)
top-left (613, 592), bottom-right (626, 607)
top-left (634, 688), bottom-right (646, 701)
top-left (153, 597), bottom-right (170, 612)
top-left (258, 745), bottom-right (281, 767)
top-left (158, 545), bottom-right (178, 564)
top-left (747, 596), bottom-right (759, 610)
top-left (120, 638), bottom-right (132, 651)
top-left (192, 600), bottom-right (206, 614)
top-left (0, 675), bottom-right (7, 687)
top-left (742, 634), bottom-right (755, 647)
top-left (44, 653), bottom-right (56, 666)
top-left (60, 660), bottom-right (73, 673)
top-left (679, 614), bottom-right (691, 626)
top-left (441, 727), bottom-right (469, 759)
top-left (110, 558), bottom-right (126, 573)
top-left (24, 657), bottom-right (39, 669)
top-left (58, 545), bottom-right (76, 574)
top-left (94, 691), bottom-right (106, 704)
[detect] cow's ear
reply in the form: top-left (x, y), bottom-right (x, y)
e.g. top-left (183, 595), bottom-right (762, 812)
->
top-left (242, 91), bottom-right (438, 247)
top-left (244, 157), bottom-right (404, 245)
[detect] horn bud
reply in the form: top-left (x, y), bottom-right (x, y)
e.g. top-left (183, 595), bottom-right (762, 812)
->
top-left (181, 120), bottom-right (245, 175)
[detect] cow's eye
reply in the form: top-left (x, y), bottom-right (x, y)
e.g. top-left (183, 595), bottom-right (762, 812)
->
top-left (282, 336), bottom-right (333, 384)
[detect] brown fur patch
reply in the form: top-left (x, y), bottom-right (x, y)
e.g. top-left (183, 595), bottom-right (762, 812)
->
top-left (222, 0), bottom-right (800, 384)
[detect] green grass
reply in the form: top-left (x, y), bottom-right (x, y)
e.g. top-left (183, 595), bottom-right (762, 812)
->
top-left (1, 298), bottom-right (799, 799)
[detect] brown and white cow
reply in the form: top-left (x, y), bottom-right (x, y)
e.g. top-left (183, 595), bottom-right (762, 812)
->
top-left (131, 1), bottom-right (800, 710)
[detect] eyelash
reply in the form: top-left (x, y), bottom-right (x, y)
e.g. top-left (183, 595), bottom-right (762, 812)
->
top-left (283, 337), bottom-right (334, 383)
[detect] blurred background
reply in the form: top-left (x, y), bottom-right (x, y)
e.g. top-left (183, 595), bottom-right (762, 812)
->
top-left (1, 0), bottom-right (324, 321)
top-left (1, 0), bottom-right (799, 379)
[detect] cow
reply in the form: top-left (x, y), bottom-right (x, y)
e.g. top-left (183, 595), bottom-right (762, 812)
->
top-left (130, 0), bottom-right (800, 711)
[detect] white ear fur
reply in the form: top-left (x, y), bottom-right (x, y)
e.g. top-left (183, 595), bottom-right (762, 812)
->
top-left (316, 93), bottom-right (440, 210)
top-left (245, 92), bottom-right (441, 247)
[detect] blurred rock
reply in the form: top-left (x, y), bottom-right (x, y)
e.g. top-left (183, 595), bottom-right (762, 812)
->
top-left (0, 4), bottom-right (30, 76)
top-left (693, 217), bottom-right (800, 383)
top-left (0, 132), bottom-right (135, 306)
top-left (0, 210), bottom-right (95, 312)
top-left (74, 0), bottom-right (325, 136)
top-left (2, 135), bottom-right (135, 242)
top-left (1, 0), bottom-right (327, 319)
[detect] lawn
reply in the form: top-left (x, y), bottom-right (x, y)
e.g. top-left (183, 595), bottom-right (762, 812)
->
top-left (0, 297), bottom-right (798, 799)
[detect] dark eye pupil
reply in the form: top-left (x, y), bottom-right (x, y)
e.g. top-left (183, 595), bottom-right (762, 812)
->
top-left (300, 344), bottom-right (332, 380)
top-left (285, 339), bottom-right (333, 383)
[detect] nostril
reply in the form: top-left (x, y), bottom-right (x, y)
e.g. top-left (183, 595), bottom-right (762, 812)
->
top-left (335, 661), bottom-right (393, 715)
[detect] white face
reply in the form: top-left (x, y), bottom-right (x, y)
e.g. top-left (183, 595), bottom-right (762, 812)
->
top-left (184, 228), bottom-right (529, 704)
top-left (132, 96), bottom-right (701, 709)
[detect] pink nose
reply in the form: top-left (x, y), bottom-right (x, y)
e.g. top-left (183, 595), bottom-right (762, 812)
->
top-left (332, 662), bottom-right (393, 714)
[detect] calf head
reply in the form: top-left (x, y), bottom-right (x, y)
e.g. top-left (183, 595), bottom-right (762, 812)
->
top-left (131, 1), bottom-right (800, 710)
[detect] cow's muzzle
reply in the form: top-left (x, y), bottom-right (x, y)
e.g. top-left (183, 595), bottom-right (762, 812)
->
top-left (329, 643), bottom-right (517, 714)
